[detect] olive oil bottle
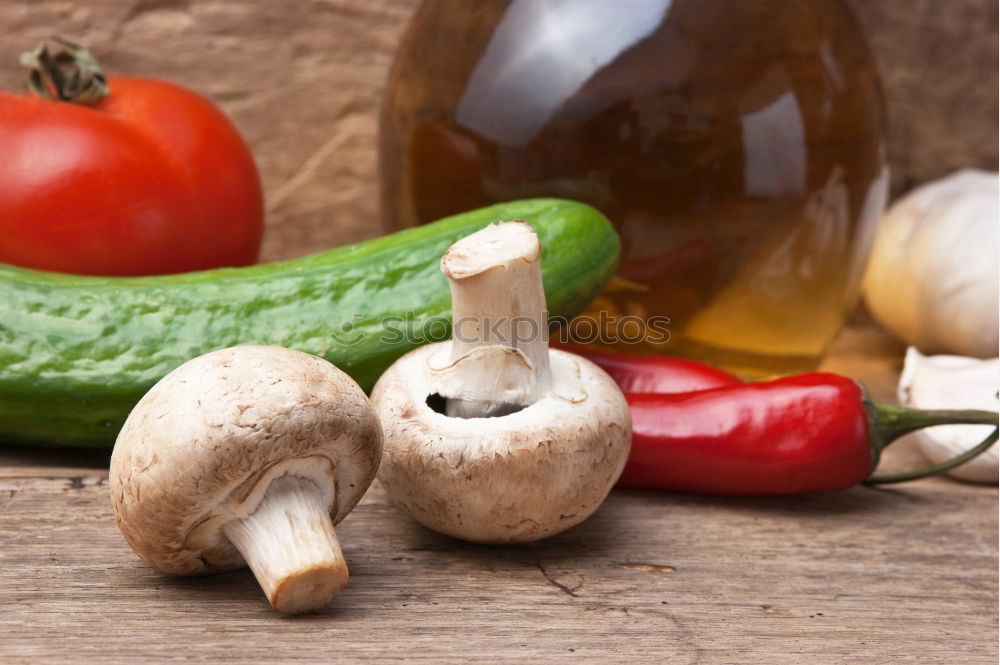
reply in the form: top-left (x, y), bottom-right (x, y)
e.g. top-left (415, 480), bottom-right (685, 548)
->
top-left (380, 0), bottom-right (888, 377)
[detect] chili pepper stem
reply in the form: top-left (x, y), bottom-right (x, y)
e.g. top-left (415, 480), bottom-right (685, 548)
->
top-left (869, 403), bottom-right (998, 453)
top-left (20, 36), bottom-right (109, 106)
top-left (865, 428), bottom-right (999, 485)
top-left (863, 398), bottom-right (999, 482)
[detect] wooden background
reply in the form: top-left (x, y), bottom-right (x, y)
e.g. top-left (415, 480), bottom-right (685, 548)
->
top-left (1, 0), bottom-right (997, 261)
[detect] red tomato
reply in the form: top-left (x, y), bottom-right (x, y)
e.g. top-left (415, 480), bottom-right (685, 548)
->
top-left (0, 77), bottom-right (264, 276)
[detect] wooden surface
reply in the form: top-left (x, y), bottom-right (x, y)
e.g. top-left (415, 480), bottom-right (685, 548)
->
top-left (2, 0), bottom-right (997, 259)
top-left (1, 321), bottom-right (996, 664)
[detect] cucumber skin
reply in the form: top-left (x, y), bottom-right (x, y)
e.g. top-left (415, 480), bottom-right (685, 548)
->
top-left (0, 199), bottom-right (619, 448)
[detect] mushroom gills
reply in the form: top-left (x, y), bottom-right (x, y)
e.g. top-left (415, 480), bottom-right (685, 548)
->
top-left (427, 393), bottom-right (524, 419)
top-left (222, 475), bottom-right (348, 615)
top-left (428, 345), bottom-right (538, 418)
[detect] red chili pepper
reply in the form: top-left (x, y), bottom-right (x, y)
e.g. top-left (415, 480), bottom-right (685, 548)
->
top-left (552, 343), bottom-right (741, 393)
top-left (617, 372), bottom-right (999, 495)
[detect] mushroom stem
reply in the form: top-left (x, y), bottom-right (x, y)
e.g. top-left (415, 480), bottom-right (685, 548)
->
top-left (439, 221), bottom-right (552, 417)
top-left (222, 475), bottom-right (348, 614)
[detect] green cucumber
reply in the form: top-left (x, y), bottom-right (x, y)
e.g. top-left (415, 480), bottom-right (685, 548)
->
top-left (0, 199), bottom-right (618, 448)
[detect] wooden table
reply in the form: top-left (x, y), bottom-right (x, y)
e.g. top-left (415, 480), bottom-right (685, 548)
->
top-left (1, 321), bottom-right (996, 664)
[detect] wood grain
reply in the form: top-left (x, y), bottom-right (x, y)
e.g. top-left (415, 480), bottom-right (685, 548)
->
top-left (0, 322), bottom-right (996, 664)
top-left (844, 0), bottom-right (999, 193)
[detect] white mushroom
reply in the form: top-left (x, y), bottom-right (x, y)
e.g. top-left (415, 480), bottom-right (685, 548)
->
top-left (109, 345), bottom-right (382, 614)
top-left (371, 221), bottom-right (631, 543)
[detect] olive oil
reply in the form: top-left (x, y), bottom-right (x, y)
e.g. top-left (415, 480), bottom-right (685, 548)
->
top-left (380, 0), bottom-right (888, 377)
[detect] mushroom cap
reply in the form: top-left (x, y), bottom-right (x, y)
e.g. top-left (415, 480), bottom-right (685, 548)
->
top-left (370, 343), bottom-right (631, 543)
top-left (110, 345), bottom-right (382, 575)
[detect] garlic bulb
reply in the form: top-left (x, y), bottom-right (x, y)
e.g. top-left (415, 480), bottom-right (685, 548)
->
top-left (897, 347), bottom-right (999, 484)
top-left (863, 170), bottom-right (999, 358)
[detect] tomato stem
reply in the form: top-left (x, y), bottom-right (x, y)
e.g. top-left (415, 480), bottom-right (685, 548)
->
top-left (19, 36), bottom-right (109, 106)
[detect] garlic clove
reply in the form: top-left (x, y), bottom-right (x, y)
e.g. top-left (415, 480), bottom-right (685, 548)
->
top-left (897, 347), bottom-right (999, 483)
top-left (863, 169), bottom-right (999, 358)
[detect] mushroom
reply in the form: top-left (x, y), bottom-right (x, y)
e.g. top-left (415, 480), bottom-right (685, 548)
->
top-left (371, 221), bottom-right (631, 543)
top-left (109, 345), bottom-right (382, 614)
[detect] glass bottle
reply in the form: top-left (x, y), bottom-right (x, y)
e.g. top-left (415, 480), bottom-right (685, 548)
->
top-left (380, 0), bottom-right (888, 377)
